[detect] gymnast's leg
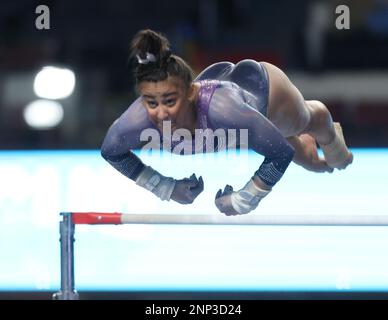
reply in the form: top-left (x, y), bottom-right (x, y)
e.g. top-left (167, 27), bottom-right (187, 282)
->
top-left (262, 62), bottom-right (353, 171)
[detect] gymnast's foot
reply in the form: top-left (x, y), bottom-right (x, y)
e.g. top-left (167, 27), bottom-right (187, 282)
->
top-left (320, 122), bottom-right (353, 170)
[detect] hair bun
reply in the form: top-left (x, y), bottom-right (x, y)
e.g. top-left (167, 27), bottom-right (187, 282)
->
top-left (131, 29), bottom-right (171, 66)
top-left (130, 29), bottom-right (194, 89)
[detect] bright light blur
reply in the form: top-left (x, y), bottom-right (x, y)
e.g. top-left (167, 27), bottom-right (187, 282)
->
top-left (34, 66), bottom-right (76, 99)
top-left (23, 99), bottom-right (64, 129)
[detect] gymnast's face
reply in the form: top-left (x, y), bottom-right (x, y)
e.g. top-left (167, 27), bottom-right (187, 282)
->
top-left (139, 76), bottom-right (197, 133)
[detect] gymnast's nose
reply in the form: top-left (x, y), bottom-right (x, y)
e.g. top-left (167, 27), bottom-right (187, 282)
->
top-left (156, 105), bottom-right (169, 121)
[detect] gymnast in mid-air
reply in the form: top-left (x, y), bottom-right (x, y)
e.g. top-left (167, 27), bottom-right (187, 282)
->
top-left (101, 29), bottom-right (353, 216)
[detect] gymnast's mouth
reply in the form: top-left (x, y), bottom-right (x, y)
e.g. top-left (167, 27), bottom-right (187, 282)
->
top-left (157, 121), bottom-right (176, 131)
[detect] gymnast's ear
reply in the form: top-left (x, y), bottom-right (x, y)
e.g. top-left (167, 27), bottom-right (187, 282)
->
top-left (187, 83), bottom-right (197, 102)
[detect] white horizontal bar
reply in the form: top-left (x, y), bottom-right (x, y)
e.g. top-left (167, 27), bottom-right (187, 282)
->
top-left (120, 214), bottom-right (388, 226)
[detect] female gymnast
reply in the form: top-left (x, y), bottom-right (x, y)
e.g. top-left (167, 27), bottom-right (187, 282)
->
top-left (101, 29), bottom-right (353, 216)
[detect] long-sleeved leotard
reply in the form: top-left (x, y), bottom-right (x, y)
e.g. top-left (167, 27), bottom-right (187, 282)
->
top-left (101, 60), bottom-right (295, 187)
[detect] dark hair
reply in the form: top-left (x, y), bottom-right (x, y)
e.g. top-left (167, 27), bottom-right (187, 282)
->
top-left (130, 29), bottom-right (194, 90)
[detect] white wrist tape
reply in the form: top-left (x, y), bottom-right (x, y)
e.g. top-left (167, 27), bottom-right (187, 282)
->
top-left (230, 179), bottom-right (271, 214)
top-left (135, 166), bottom-right (176, 201)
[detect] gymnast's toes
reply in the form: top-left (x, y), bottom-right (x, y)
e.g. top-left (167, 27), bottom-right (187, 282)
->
top-left (336, 151), bottom-right (353, 170)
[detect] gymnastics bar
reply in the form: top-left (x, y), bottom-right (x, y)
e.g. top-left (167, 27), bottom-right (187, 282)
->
top-left (53, 212), bottom-right (388, 300)
top-left (71, 212), bottom-right (388, 227)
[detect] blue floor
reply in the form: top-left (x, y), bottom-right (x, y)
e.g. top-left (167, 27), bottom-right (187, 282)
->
top-left (0, 149), bottom-right (387, 292)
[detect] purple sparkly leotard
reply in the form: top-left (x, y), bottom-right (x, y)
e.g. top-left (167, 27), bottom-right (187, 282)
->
top-left (101, 60), bottom-right (295, 187)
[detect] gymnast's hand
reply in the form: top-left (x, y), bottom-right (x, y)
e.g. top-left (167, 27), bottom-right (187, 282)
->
top-left (215, 179), bottom-right (272, 216)
top-left (214, 185), bottom-right (240, 216)
top-left (170, 174), bottom-right (204, 204)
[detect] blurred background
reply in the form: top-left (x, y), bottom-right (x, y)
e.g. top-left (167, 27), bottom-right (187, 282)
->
top-left (1, 0), bottom-right (388, 300)
top-left (1, 0), bottom-right (388, 150)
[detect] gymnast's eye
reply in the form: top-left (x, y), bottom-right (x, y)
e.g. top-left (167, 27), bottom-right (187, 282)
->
top-left (164, 99), bottom-right (176, 106)
top-left (147, 100), bottom-right (158, 108)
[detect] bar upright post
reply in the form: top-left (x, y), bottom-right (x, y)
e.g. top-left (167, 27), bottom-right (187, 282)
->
top-left (53, 212), bottom-right (79, 300)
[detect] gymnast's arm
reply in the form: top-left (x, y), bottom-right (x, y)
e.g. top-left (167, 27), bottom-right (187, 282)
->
top-left (100, 98), bottom-right (149, 181)
top-left (209, 87), bottom-right (295, 214)
top-left (209, 87), bottom-right (295, 189)
top-left (101, 98), bottom-right (203, 203)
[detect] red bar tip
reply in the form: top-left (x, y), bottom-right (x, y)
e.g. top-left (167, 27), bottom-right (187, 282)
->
top-left (71, 212), bottom-right (122, 225)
